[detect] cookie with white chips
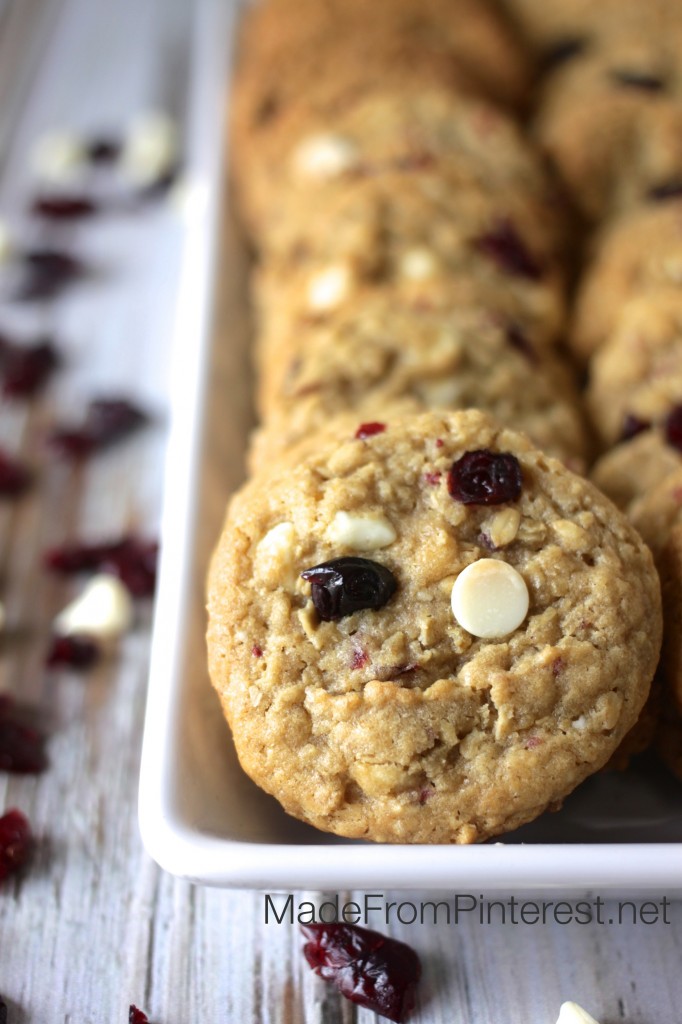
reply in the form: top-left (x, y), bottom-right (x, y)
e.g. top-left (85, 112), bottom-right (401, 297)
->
top-left (207, 410), bottom-right (660, 843)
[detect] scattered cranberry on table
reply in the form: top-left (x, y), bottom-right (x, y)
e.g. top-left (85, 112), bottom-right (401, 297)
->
top-left (45, 536), bottom-right (158, 597)
top-left (14, 249), bottom-right (85, 302)
top-left (128, 1006), bottom-right (149, 1024)
top-left (0, 336), bottom-right (59, 397)
top-left (0, 696), bottom-right (47, 773)
top-left (45, 635), bottom-right (101, 671)
top-left (0, 450), bottom-right (31, 498)
top-left (85, 136), bottom-right (122, 165)
top-left (301, 922), bottom-right (421, 1023)
top-left (0, 808), bottom-right (32, 883)
top-left (31, 196), bottom-right (99, 220)
top-left (47, 398), bottom-right (149, 460)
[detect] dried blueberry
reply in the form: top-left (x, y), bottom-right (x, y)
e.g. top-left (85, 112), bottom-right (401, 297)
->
top-left (0, 697), bottom-right (48, 773)
top-left (301, 922), bottom-right (421, 1023)
top-left (355, 422), bottom-right (386, 440)
top-left (0, 337), bottom-right (59, 397)
top-left (665, 405), bottom-right (682, 451)
top-left (474, 220), bottom-right (543, 280)
top-left (47, 398), bottom-right (148, 459)
top-left (448, 450), bottom-right (522, 505)
top-left (621, 413), bottom-right (650, 442)
top-left (610, 69), bottom-right (665, 91)
top-left (301, 557), bottom-right (397, 621)
top-left (0, 808), bottom-right (31, 882)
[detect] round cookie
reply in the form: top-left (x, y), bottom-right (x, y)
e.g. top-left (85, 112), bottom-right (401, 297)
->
top-left (590, 430), bottom-right (682, 512)
top-left (236, 88), bottom-right (559, 243)
top-left (252, 300), bottom-right (589, 469)
top-left (207, 409), bottom-right (661, 844)
top-left (535, 31), bottom-right (682, 221)
top-left (586, 288), bottom-right (682, 446)
top-left (571, 201), bottom-right (682, 363)
top-left (629, 465), bottom-right (682, 554)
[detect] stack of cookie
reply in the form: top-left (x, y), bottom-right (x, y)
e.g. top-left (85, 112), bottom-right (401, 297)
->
top-left (205, 0), bottom-right (664, 844)
top-left (502, 0), bottom-right (682, 776)
top-left (230, 0), bottom-right (591, 472)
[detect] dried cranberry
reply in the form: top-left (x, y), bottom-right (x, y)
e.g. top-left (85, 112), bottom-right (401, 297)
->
top-left (621, 413), bottom-right (650, 442)
top-left (46, 635), bottom-right (101, 670)
top-left (45, 536), bottom-right (158, 597)
top-left (301, 922), bottom-right (421, 1023)
top-left (0, 450), bottom-right (31, 497)
top-left (648, 180), bottom-right (682, 202)
top-left (48, 398), bottom-right (148, 459)
top-left (665, 405), bottom-right (682, 451)
top-left (541, 37), bottom-right (586, 70)
top-left (474, 220), bottom-right (543, 280)
top-left (31, 196), bottom-right (99, 220)
top-left (424, 471), bottom-right (442, 485)
top-left (301, 557), bottom-right (397, 621)
top-left (14, 249), bottom-right (84, 301)
top-left (355, 422), bottom-right (386, 440)
top-left (129, 1007), bottom-right (149, 1024)
top-left (85, 137), bottom-right (121, 164)
top-left (505, 323), bottom-right (536, 362)
top-left (351, 647), bottom-right (369, 670)
top-left (252, 645), bottom-right (263, 658)
top-left (448, 450), bottom-right (522, 505)
top-left (0, 808), bottom-right (31, 882)
top-left (610, 69), bottom-right (665, 91)
top-left (0, 337), bottom-right (59, 397)
top-left (0, 697), bottom-right (47, 773)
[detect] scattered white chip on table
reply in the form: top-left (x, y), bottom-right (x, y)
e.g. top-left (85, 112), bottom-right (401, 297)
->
top-left (451, 557), bottom-right (529, 638)
top-left (556, 1002), bottom-right (601, 1024)
top-left (54, 574), bottom-right (133, 640)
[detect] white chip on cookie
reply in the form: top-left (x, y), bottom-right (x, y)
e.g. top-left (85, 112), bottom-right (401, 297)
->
top-left (327, 511), bottom-right (397, 550)
top-left (291, 134), bottom-right (359, 180)
top-left (400, 247), bottom-right (439, 281)
top-left (451, 558), bottom-right (529, 638)
top-left (556, 1002), bottom-right (601, 1024)
top-left (306, 264), bottom-right (352, 312)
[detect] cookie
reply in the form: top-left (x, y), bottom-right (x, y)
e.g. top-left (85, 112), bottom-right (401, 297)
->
top-left (586, 288), bottom-right (682, 446)
top-left (535, 31), bottom-right (682, 221)
top-left (236, 88), bottom-right (559, 243)
top-left (590, 430), bottom-right (682, 511)
top-left (629, 465), bottom-right (682, 554)
top-left (252, 300), bottom-right (589, 469)
top-left (207, 409), bottom-right (661, 844)
top-left (571, 200), bottom-right (682, 363)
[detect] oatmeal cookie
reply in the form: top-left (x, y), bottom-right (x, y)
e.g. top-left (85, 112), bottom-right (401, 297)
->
top-left (207, 409), bottom-right (661, 843)
top-left (252, 300), bottom-right (588, 469)
top-left (535, 32), bottom-right (682, 221)
top-left (586, 289), bottom-right (682, 446)
top-left (571, 201), bottom-right (682, 363)
top-left (590, 430), bottom-right (682, 512)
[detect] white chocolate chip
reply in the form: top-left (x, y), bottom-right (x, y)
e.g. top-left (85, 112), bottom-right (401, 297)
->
top-left (572, 715), bottom-right (588, 731)
top-left (400, 247), bottom-right (439, 281)
top-left (30, 130), bottom-right (85, 183)
top-left (451, 558), bottom-right (529, 639)
top-left (327, 511), bottom-right (397, 550)
top-left (306, 264), bottom-right (352, 312)
top-left (54, 574), bottom-right (133, 640)
top-left (256, 522), bottom-right (296, 582)
top-left (556, 1002), bottom-right (601, 1024)
top-left (291, 133), bottom-right (359, 180)
top-left (121, 110), bottom-right (178, 186)
top-left (483, 507), bottom-right (521, 549)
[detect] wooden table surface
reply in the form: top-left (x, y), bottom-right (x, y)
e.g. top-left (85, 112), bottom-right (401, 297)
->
top-left (1, 1), bottom-right (681, 1021)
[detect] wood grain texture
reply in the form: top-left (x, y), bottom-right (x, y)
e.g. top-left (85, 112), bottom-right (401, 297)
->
top-left (0, 1), bottom-right (682, 1022)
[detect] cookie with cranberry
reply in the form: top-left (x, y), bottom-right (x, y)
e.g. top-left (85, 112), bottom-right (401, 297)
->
top-left (207, 409), bottom-right (661, 844)
top-left (235, 88), bottom-right (558, 242)
top-left (571, 201), bottom-right (682, 363)
top-left (535, 31), bottom-right (682, 221)
top-left (590, 430), bottom-right (682, 512)
top-left (586, 289), bottom-right (682, 446)
top-left (252, 300), bottom-right (589, 469)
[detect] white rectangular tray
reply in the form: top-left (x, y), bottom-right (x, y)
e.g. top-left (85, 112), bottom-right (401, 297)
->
top-left (138, 0), bottom-right (682, 893)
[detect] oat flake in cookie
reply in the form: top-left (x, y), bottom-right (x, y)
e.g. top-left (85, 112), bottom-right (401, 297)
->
top-left (206, 410), bottom-right (661, 844)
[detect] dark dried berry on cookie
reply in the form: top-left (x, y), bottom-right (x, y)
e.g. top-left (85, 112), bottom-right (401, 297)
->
top-left (610, 69), bottom-right (665, 91)
top-left (301, 557), bottom-right (397, 621)
top-left (621, 414), bottom-right (651, 442)
top-left (541, 37), bottom-right (586, 70)
top-left (473, 220), bottom-right (543, 280)
top-left (665, 405), bottom-right (682, 451)
top-left (448, 450), bottom-right (522, 505)
top-left (300, 922), bottom-right (421, 1023)
top-left (355, 422), bottom-right (386, 440)
top-left (648, 180), bottom-right (682, 202)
